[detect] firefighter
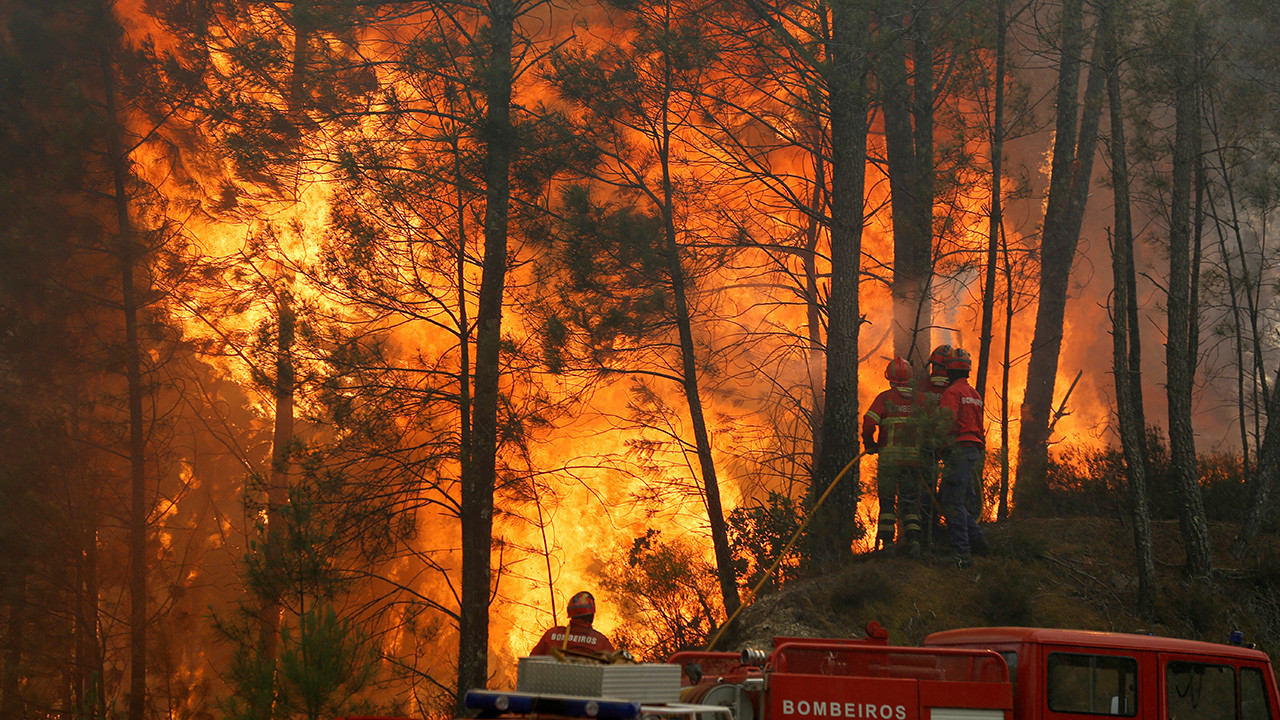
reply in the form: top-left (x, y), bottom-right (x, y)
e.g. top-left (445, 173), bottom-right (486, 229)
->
top-left (529, 590), bottom-right (616, 656)
top-left (862, 357), bottom-right (925, 556)
top-left (917, 344), bottom-right (954, 550)
top-left (937, 348), bottom-right (988, 568)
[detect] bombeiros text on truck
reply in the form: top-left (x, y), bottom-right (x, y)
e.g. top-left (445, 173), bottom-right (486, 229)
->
top-left (338, 621), bottom-right (1280, 720)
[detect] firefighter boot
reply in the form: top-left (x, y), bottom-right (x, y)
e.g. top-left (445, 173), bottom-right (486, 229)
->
top-left (906, 531), bottom-right (922, 559)
top-left (874, 518), bottom-right (895, 552)
top-left (897, 530), bottom-right (922, 559)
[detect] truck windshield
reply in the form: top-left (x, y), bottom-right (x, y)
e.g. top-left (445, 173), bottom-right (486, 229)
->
top-left (1242, 666), bottom-right (1274, 720)
top-left (1166, 661), bottom-right (1234, 720)
top-left (1047, 652), bottom-right (1137, 716)
top-left (1165, 660), bottom-right (1276, 720)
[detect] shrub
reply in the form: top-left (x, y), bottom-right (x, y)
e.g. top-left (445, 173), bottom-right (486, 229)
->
top-left (1022, 428), bottom-right (1248, 522)
top-left (979, 564), bottom-right (1036, 625)
top-left (728, 490), bottom-right (808, 591)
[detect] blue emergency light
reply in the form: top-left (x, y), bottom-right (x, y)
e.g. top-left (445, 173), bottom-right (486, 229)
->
top-left (465, 690), bottom-right (642, 719)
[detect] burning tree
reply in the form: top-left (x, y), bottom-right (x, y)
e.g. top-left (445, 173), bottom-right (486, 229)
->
top-left (2, 0), bottom-right (1280, 715)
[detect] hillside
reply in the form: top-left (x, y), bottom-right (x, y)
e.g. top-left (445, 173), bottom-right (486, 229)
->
top-left (716, 517), bottom-right (1280, 654)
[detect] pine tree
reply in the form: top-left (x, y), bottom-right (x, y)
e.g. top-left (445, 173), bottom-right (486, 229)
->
top-left (540, 0), bottom-right (742, 617)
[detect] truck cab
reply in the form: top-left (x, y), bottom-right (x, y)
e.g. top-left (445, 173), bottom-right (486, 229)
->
top-left (924, 627), bottom-right (1280, 719)
top-left (456, 624), bottom-right (1280, 720)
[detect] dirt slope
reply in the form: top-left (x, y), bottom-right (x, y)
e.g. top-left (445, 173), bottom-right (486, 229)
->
top-left (716, 517), bottom-right (1280, 654)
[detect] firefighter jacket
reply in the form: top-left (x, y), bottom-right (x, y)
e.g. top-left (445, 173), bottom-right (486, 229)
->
top-left (529, 618), bottom-right (615, 656)
top-left (939, 378), bottom-right (984, 446)
top-left (862, 386), bottom-right (924, 465)
top-left (917, 375), bottom-right (953, 454)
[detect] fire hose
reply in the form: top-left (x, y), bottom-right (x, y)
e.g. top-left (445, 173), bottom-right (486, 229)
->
top-left (703, 450), bottom-right (865, 652)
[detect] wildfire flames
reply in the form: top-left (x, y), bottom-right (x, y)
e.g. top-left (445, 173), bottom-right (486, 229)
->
top-left (0, 0), bottom-right (1272, 718)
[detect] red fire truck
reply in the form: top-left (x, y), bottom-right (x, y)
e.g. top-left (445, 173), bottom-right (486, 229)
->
top-left (924, 625), bottom-right (1279, 719)
top-left (366, 621), bottom-right (1280, 720)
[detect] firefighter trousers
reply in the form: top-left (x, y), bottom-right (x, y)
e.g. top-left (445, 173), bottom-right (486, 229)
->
top-left (940, 444), bottom-right (985, 556)
top-left (876, 461), bottom-right (923, 545)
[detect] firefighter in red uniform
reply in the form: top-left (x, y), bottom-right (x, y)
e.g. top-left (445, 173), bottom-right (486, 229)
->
top-left (862, 357), bottom-right (925, 556)
top-left (917, 345), bottom-right (954, 550)
top-left (530, 591), bottom-right (616, 656)
top-left (938, 348), bottom-right (988, 568)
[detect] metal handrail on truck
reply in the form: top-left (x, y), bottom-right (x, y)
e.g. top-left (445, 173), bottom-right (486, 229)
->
top-left (466, 690), bottom-right (734, 720)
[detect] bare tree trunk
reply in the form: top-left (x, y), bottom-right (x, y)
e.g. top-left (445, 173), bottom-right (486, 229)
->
top-left (1165, 0), bottom-right (1211, 578)
top-left (655, 0), bottom-right (738, 613)
top-left (806, 136), bottom-right (828, 455)
top-left (1202, 91), bottom-right (1261, 480)
top-left (98, 18), bottom-right (150, 717)
top-left (1105, 17), bottom-right (1155, 616)
top-left (977, 0), bottom-right (1006, 402)
top-left (258, 8), bottom-right (310, 710)
top-left (458, 0), bottom-right (515, 708)
top-left (878, 0), bottom-right (933, 364)
top-left (810, 0), bottom-right (871, 569)
top-left (1201, 169), bottom-right (1252, 474)
top-left (257, 293), bottom-right (295, 716)
top-left (1233, 367), bottom-right (1280, 555)
top-left (998, 219), bottom-right (1013, 521)
top-left (1206, 94), bottom-right (1271, 456)
top-left (73, 479), bottom-right (105, 720)
top-left (666, 226), bottom-right (740, 616)
top-left (1014, 0), bottom-right (1109, 514)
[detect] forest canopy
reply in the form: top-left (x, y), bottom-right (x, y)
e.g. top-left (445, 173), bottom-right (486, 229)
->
top-left (0, 0), bottom-right (1277, 717)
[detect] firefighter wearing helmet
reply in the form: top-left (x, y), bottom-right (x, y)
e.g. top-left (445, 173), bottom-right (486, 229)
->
top-left (917, 344), bottom-right (956, 550)
top-left (862, 356), bottom-right (926, 556)
top-left (529, 590), bottom-right (616, 656)
top-left (937, 347), bottom-right (989, 568)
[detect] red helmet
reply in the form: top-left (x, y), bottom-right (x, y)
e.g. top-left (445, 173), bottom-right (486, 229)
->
top-left (929, 344), bottom-right (953, 368)
top-left (567, 591), bottom-right (596, 618)
top-left (947, 348), bottom-right (972, 373)
top-left (885, 357), bottom-right (912, 384)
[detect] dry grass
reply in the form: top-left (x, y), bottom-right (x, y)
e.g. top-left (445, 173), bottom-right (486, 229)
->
top-left (721, 517), bottom-right (1280, 654)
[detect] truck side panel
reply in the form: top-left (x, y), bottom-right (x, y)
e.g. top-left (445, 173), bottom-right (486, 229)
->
top-left (769, 673), bottom-right (919, 720)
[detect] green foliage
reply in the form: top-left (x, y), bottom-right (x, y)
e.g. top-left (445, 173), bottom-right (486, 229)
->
top-left (277, 603), bottom-right (379, 720)
top-left (530, 184), bottom-right (672, 377)
top-left (978, 563), bottom-right (1036, 625)
top-left (215, 480), bottom-right (385, 719)
top-left (212, 611), bottom-right (277, 720)
top-left (727, 490), bottom-right (809, 592)
top-left (1166, 579), bottom-right (1222, 641)
top-left (215, 601), bottom-right (379, 720)
top-left (1030, 431), bottom-right (1248, 522)
top-left (988, 523), bottom-right (1050, 561)
top-left (827, 567), bottom-right (896, 612)
top-left (244, 486), bottom-right (345, 606)
top-left (598, 529), bottom-right (724, 661)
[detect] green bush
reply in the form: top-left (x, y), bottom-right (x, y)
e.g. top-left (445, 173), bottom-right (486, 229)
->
top-left (979, 563), bottom-right (1036, 625)
top-left (828, 567), bottom-right (896, 612)
top-left (1023, 429), bottom-right (1248, 522)
top-left (727, 490), bottom-right (808, 592)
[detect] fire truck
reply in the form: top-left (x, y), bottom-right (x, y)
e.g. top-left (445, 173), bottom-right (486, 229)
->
top-left (437, 621), bottom-right (1280, 720)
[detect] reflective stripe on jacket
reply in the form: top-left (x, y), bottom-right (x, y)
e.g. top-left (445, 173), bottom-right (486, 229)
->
top-left (863, 387), bottom-right (924, 465)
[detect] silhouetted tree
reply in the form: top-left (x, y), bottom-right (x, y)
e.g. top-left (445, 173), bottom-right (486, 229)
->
top-left (541, 0), bottom-right (742, 617)
top-left (1014, 0), bottom-right (1111, 514)
top-left (1161, 0), bottom-right (1212, 577)
top-left (1103, 1), bottom-right (1155, 615)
